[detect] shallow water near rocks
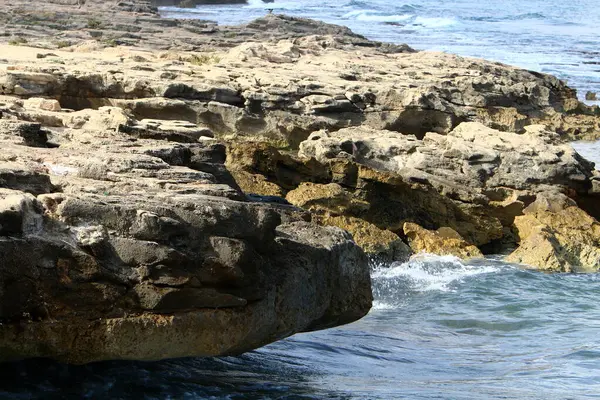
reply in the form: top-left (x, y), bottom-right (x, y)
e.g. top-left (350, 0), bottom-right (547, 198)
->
top-left (3, 254), bottom-right (600, 399)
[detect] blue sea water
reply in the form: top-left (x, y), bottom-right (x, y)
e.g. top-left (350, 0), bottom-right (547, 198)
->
top-left (3, 1), bottom-right (600, 399)
top-left (160, 0), bottom-right (600, 104)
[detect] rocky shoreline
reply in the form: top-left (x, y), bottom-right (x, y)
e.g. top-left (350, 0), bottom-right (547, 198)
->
top-left (1, 0), bottom-right (600, 363)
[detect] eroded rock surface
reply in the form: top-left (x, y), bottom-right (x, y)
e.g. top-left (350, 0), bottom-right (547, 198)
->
top-left (232, 120), bottom-right (600, 270)
top-left (1, 3), bottom-right (599, 148)
top-left (507, 193), bottom-right (600, 272)
top-left (0, 2), bottom-right (599, 366)
top-left (0, 93), bottom-right (372, 363)
top-left (403, 222), bottom-right (483, 260)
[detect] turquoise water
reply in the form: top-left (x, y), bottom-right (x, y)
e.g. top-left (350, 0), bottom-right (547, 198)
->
top-left (3, 256), bottom-right (600, 399)
top-left (160, 0), bottom-right (600, 103)
top-left (3, 2), bottom-right (600, 398)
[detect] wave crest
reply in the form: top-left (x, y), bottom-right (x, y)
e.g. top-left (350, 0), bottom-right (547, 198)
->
top-left (342, 10), bottom-right (457, 28)
top-left (371, 254), bottom-right (502, 309)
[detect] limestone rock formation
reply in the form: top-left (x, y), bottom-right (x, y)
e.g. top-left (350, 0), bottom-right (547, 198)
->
top-left (295, 122), bottom-right (599, 250)
top-left (283, 182), bottom-right (411, 262)
top-left (315, 215), bottom-right (412, 263)
top-left (403, 222), bottom-right (483, 260)
top-left (0, 96), bottom-right (372, 363)
top-left (1, 6), bottom-right (599, 149)
top-left (0, 1), bottom-right (598, 344)
top-left (299, 123), bottom-right (594, 201)
top-left (507, 193), bottom-right (600, 272)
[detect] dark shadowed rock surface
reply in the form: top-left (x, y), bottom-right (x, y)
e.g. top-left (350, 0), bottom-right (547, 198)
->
top-left (0, 103), bottom-right (372, 363)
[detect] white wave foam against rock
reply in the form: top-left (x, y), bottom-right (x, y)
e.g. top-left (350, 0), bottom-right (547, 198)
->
top-left (341, 10), bottom-right (457, 28)
top-left (412, 16), bottom-right (458, 28)
top-left (370, 254), bottom-right (503, 310)
top-left (372, 254), bottom-right (501, 292)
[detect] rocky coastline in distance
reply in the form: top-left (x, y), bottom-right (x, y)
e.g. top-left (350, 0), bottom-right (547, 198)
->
top-left (1, 0), bottom-right (600, 363)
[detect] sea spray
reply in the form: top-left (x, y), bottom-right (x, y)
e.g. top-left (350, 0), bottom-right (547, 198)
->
top-left (371, 254), bottom-right (503, 309)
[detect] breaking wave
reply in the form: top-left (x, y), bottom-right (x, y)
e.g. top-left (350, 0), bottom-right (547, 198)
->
top-left (371, 254), bottom-right (504, 309)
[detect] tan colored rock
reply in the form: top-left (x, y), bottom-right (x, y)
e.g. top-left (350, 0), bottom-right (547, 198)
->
top-left (507, 193), bottom-right (600, 272)
top-left (1, 10), bottom-right (598, 147)
top-left (23, 97), bottom-right (62, 112)
top-left (226, 142), bottom-right (331, 191)
top-left (403, 222), bottom-right (483, 260)
top-left (286, 182), bottom-right (369, 215)
top-left (62, 107), bottom-right (132, 131)
top-left (314, 214), bottom-right (412, 262)
top-left (230, 169), bottom-right (285, 197)
top-left (120, 119), bottom-right (214, 142)
top-left (300, 122), bottom-right (593, 201)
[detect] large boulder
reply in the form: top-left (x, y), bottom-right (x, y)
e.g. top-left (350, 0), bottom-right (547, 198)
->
top-left (0, 105), bottom-right (372, 363)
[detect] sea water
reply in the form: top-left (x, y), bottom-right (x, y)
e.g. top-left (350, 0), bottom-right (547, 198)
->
top-left (3, 1), bottom-right (600, 399)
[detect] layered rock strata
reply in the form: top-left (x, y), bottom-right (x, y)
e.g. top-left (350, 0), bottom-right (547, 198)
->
top-left (0, 2), bottom-right (599, 366)
top-left (0, 97), bottom-right (372, 363)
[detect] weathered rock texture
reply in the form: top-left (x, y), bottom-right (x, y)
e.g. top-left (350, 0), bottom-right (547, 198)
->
top-left (0, 79), bottom-right (372, 363)
top-left (0, 3), bottom-right (599, 367)
top-left (1, 2), bottom-right (599, 145)
top-left (232, 120), bottom-right (600, 268)
top-left (506, 193), bottom-right (600, 272)
top-left (403, 222), bottom-right (483, 260)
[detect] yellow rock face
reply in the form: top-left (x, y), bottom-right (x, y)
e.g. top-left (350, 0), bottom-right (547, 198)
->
top-left (286, 182), bottom-right (369, 215)
top-left (507, 205), bottom-right (600, 272)
top-left (314, 214), bottom-right (411, 261)
top-left (229, 170), bottom-right (285, 197)
top-left (403, 222), bottom-right (483, 260)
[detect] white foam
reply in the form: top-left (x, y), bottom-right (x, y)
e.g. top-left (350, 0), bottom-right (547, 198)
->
top-left (372, 301), bottom-right (397, 310)
top-left (342, 10), bottom-right (412, 23)
top-left (412, 16), bottom-right (458, 28)
top-left (245, 0), bottom-right (298, 10)
top-left (342, 10), bottom-right (379, 18)
top-left (372, 254), bottom-right (501, 293)
top-left (341, 11), bottom-right (457, 27)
